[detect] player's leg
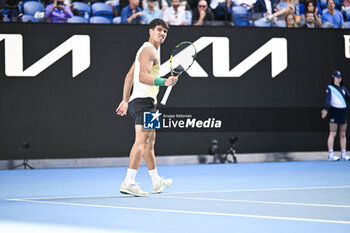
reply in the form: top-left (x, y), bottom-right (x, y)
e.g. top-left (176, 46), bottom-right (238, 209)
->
top-left (143, 130), bottom-right (173, 194)
top-left (328, 123), bottom-right (339, 161)
top-left (339, 123), bottom-right (350, 160)
top-left (143, 129), bottom-right (156, 170)
top-left (120, 125), bottom-right (152, 197)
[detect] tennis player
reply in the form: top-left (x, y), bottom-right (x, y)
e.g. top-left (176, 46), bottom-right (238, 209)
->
top-left (116, 18), bottom-right (178, 197)
top-left (321, 70), bottom-right (350, 161)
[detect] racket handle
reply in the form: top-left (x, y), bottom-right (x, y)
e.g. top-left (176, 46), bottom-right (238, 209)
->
top-left (161, 86), bottom-right (173, 105)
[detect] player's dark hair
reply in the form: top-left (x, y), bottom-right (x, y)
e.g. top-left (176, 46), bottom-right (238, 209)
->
top-left (149, 18), bottom-right (169, 30)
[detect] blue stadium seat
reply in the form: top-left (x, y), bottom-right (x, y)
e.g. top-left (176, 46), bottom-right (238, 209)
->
top-left (254, 19), bottom-right (272, 27)
top-left (112, 16), bottom-right (121, 24)
top-left (21, 14), bottom-right (36, 22)
top-left (232, 6), bottom-right (249, 27)
top-left (346, 9), bottom-right (350, 21)
top-left (23, 1), bottom-right (44, 16)
top-left (67, 15), bottom-right (88, 23)
top-left (91, 2), bottom-right (113, 19)
top-left (275, 20), bottom-right (286, 27)
top-left (72, 1), bottom-right (91, 16)
top-left (89, 16), bottom-right (112, 24)
top-left (344, 22), bottom-right (350, 29)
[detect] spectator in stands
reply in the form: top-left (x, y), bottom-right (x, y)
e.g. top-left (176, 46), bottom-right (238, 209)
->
top-left (322, 0), bottom-right (344, 28)
top-left (162, 0), bottom-right (187, 25)
top-left (106, 0), bottom-right (120, 17)
top-left (269, 0), bottom-right (295, 22)
top-left (285, 12), bottom-right (297, 27)
top-left (300, 0), bottom-right (322, 26)
top-left (143, 0), bottom-right (162, 23)
top-left (142, 0), bottom-right (170, 12)
top-left (210, 0), bottom-right (233, 21)
top-left (252, 0), bottom-right (278, 19)
top-left (121, 0), bottom-right (144, 24)
top-left (299, 0), bottom-right (322, 15)
top-left (233, 0), bottom-right (256, 9)
top-left (302, 10), bottom-right (319, 27)
top-left (192, 0), bottom-right (214, 25)
top-left (342, 0), bottom-right (350, 11)
top-left (45, 0), bottom-right (73, 23)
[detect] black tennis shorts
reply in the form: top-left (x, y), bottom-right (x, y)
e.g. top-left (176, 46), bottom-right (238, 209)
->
top-left (129, 97), bottom-right (156, 125)
top-left (329, 107), bottom-right (347, 124)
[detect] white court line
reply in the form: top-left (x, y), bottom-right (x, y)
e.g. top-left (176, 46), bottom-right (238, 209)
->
top-left (8, 185), bottom-right (350, 201)
top-left (162, 185), bottom-right (350, 195)
top-left (157, 195), bottom-right (350, 208)
top-left (7, 198), bottom-right (350, 225)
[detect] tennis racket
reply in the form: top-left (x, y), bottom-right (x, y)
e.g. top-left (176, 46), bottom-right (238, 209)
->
top-left (160, 41), bottom-right (197, 105)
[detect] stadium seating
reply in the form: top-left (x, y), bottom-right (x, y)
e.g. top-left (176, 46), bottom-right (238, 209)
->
top-left (21, 14), bottom-right (35, 22)
top-left (91, 2), bottom-right (113, 20)
top-left (72, 1), bottom-right (91, 17)
top-left (112, 16), bottom-right (121, 24)
top-left (275, 20), bottom-right (286, 27)
top-left (23, 1), bottom-right (44, 16)
top-left (254, 18), bottom-right (272, 27)
top-left (232, 6), bottom-right (250, 27)
top-left (346, 9), bottom-right (350, 21)
top-left (67, 16), bottom-right (88, 23)
top-left (89, 16), bottom-right (112, 24)
top-left (344, 22), bottom-right (350, 29)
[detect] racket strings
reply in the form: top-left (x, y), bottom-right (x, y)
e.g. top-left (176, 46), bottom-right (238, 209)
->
top-left (170, 43), bottom-right (196, 75)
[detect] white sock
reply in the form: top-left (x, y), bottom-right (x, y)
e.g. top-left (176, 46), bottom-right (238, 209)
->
top-left (124, 168), bottom-right (137, 185)
top-left (329, 150), bottom-right (334, 154)
top-left (341, 150), bottom-right (346, 155)
top-left (148, 168), bottom-right (161, 185)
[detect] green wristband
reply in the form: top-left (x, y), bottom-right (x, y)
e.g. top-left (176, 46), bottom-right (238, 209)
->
top-left (154, 77), bottom-right (166, 86)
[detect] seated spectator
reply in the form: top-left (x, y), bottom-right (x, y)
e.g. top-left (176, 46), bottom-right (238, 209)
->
top-left (142, 0), bottom-right (170, 12)
top-left (106, 0), bottom-right (120, 17)
top-left (341, 0), bottom-right (350, 18)
top-left (45, 0), bottom-right (73, 23)
top-left (210, 0), bottom-right (233, 21)
top-left (119, 0), bottom-right (142, 15)
top-left (192, 0), bottom-right (214, 25)
top-left (271, 0), bottom-right (295, 22)
top-left (121, 0), bottom-right (144, 24)
top-left (285, 12), bottom-right (297, 27)
top-left (163, 0), bottom-right (186, 25)
top-left (252, 0), bottom-right (278, 19)
top-left (299, 0), bottom-right (322, 15)
top-left (233, 0), bottom-right (256, 9)
top-left (321, 0), bottom-right (344, 28)
top-left (143, 0), bottom-right (162, 23)
top-left (302, 10), bottom-right (319, 27)
top-left (299, 0), bottom-right (322, 26)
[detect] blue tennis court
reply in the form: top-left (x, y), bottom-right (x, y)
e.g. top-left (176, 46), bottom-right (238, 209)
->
top-left (1, 161), bottom-right (350, 233)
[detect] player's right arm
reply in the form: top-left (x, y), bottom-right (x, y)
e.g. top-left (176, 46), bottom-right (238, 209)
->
top-left (138, 46), bottom-right (177, 86)
top-left (116, 62), bottom-right (135, 116)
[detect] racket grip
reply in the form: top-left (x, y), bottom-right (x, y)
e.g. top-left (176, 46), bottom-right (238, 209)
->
top-left (161, 86), bottom-right (173, 105)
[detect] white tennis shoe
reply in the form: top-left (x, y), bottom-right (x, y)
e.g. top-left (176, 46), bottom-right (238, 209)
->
top-left (120, 182), bottom-right (149, 197)
top-left (152, 177), bottom-right (173, 194)
top-left (341, 153), bottom-right (350, 161)
top-left (328, 153), bottom-right (340, 161)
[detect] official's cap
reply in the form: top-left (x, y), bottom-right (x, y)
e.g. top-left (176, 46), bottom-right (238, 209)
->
top-left (332, 70), bottom-right (342, 78)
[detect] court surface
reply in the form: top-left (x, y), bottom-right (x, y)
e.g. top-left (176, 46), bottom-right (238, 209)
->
top-left (1, 161), bottom-right (350, 233)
